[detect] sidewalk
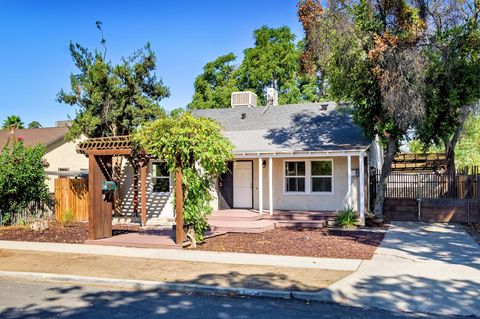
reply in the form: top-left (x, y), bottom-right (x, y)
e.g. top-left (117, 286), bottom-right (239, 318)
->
top-left (0, 240), bottom-right (361, 271)
top-left (317, 222), bottom-right (480, 317)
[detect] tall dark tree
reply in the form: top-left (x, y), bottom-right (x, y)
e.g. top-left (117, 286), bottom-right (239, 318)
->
top-left (57, 22), bottom-right (170, 140)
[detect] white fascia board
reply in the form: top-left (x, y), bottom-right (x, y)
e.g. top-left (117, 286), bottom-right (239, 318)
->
top-left (234, 149), bottom-right (367, 159)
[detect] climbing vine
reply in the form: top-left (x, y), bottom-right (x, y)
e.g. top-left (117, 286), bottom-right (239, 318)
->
top-left (133, 112), bottom-right (233, 241)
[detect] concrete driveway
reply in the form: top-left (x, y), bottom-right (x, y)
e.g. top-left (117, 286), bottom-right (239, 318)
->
top-left (318, 222), bottom-right (480, 317)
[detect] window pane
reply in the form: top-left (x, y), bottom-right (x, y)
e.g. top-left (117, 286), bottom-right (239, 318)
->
top-left (286, 177), bottom-right (305, 192)
top-left (286, 177), bottom-right (295, 192)
top-left (297, 177), bottom-right (305, 192)
top-left (153, 162), bottom-right (169, 177)
top-left (312, 161), bottom-right (332, 176)
top-left (312, 177), bottom-right (332, 192)
top-left (297, 162), bottom-right (305, 176)
top-left (286, 162), bottom-right (296, 176)
top-left (153, 178), bottom-right (170, 193)
top-left (285, 162), bottom-right (305, 176)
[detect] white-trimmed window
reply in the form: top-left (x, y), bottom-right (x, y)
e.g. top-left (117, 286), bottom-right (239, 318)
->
top-left (285, 161), bottom-right (306, 192)
top-left (311, 160), bottom-right (333, 193)
top-left (152, 162), bottom-right (170, 193)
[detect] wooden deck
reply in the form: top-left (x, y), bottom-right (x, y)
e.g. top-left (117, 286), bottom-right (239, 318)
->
top-left (85, 229), bottom-right (182, 249)
top-left (208, 209), bottom-right (336, 233)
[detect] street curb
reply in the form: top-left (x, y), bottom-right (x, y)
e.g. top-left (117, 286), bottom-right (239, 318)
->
top-left (0, 270), bottom-right (328, 301)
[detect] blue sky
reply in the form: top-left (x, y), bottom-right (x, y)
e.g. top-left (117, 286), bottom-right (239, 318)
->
top-left (0, 0), bottom-right (303, 127)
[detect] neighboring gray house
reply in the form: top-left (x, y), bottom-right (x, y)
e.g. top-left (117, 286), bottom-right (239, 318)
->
top-left (117, 91), bottom-right (382, 225)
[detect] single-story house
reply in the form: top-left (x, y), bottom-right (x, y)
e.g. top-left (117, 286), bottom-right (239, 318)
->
top-left (0, 123), bottom-right (88, 192)
top-left (116, 92), bottom-right (382, 225)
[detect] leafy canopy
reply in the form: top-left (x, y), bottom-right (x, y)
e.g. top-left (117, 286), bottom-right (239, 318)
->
top-left (27, 121), bottom-right (42, 129)
top-left (189, 53), bottom-right (239, 109)
top-left (0, 138), bottom-right (49, 225)
top-left (57, 23), bottom-right (170, 140)
top-left (415, 16), bottom-right (480, 163)
top-left (133, 113), bottom-right (233, 239)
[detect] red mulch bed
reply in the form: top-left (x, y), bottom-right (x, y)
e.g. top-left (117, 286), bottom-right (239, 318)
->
top-left (197, 229), bottom-right (385, 259)
top-left (0, 222), bottom-right (148, 244)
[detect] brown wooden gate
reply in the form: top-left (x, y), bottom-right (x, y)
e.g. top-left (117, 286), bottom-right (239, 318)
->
top-left (372, 167), bottom-right (480, 223)
top-left (54, 178), bottom-right (89, 222)
top-left (383, 198), bottom-right (480, 223)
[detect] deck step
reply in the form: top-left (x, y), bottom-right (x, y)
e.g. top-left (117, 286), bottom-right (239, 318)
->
top-left (274, 220), bottom-right (326, 229)
top-left (265, 214), bottom-right (335, 221)
top-left (209, 220), bottom-right (276, 233)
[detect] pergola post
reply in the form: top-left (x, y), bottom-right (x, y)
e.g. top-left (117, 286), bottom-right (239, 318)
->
top-left (140, 162), bottom-right (148, 227)
top-left (88, 154), bottom-right (113, 240)
top-left (175, 167), bottom-right (184, 245)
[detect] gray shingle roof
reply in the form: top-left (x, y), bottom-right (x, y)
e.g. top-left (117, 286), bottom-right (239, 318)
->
top-left (192, 102), bottom-right (370, 154)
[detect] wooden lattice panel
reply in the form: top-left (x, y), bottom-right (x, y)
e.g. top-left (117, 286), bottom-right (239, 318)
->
top-left (392, 153), bottom-right (446, 172)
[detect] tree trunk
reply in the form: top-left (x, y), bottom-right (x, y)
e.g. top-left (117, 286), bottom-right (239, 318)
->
top-left (374, 135), bottom-right (398, 218)
top-left (445, 121), bottom-right (465, 177)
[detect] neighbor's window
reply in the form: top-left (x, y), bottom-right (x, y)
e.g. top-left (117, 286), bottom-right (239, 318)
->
top-left (152, 162), bottom-right (170, 193)
top-left (311, 160), bottom-right (333, 192)
top-left (285, 161), bottom-right (305, 192)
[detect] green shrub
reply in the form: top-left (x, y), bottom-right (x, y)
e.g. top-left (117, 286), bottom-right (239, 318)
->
top-left (62, 208), bottom-right (75, 225)
top-left (0, 138), bottom-right (49, 225)
top-left (335, 206), bottom-right (358, 228)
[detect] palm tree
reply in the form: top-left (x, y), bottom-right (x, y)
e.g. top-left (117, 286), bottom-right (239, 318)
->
top-left (2, 115), bottom-right (24, 130)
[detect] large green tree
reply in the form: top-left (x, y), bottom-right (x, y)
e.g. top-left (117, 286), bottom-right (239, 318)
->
top-left (238, 26), bottom-right (318, 105)
top-left (189, 26), bottom-right (321, 108)
top-left (57, 23), bottom-right (170, 140)
top-left (188, 53), bottom-right (239, 109)
top-left (415, 3), bottom-right (480, 175)
top-left (299, 0), bottom-right (427, 217)
top-left (2, 115), bottom-right (24, 130)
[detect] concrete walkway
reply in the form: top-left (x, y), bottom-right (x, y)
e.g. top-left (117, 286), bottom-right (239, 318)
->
top-left (0, 240), bottom-right (360, 271)
top-left (318, 222), bottom-right (480, 316)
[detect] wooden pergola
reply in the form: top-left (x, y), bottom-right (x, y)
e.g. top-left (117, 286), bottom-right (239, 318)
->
top-left (77, 136), bottom-right (184, 244)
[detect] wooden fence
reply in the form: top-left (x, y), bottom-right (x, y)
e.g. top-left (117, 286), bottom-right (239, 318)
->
top-left (372, 166), bottom-right (480, 223)
top-left (54, 178), bottom-right (88, 222)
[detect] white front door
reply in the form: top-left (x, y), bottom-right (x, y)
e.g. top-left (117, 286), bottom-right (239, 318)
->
top-left (233, 161), bottom-right (253, 208)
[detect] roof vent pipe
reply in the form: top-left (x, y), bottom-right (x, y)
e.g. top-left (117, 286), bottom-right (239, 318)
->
top-left (266, 88), bottom-right (278, 107)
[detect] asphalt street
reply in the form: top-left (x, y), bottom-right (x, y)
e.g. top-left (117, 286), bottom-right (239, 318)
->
top-left (0, 277), bottom-right (463, 319)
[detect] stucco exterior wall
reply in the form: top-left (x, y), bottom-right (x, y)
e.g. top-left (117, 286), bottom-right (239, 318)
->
top-left (246, 156), bottom-right (361, 212)
top-left (44, 137), bottom-right (88, 192)
top-left (118, 161), bottom-right (174, 224)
